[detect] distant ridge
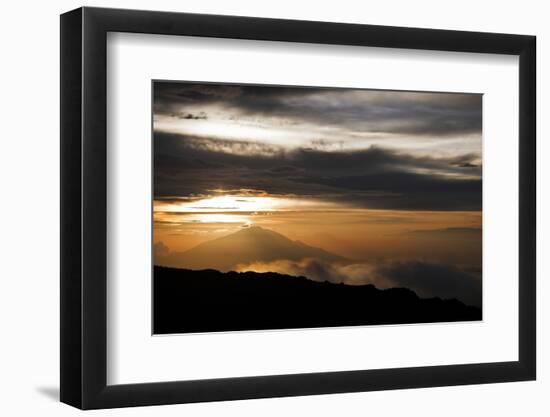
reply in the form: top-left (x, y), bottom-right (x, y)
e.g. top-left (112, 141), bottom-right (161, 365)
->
top-left (154, 266), bottom-right (482, 334)
top-left (157, 226), bottom-right (346, 271)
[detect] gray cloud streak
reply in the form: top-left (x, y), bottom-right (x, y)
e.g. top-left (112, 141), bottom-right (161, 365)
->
top-left (154, 132), bottom-right (481, 211)
top-left (154, 82), bottom-right (482, 138)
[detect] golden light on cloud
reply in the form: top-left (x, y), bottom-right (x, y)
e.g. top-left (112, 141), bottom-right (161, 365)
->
top-left (188, 213), bottom-right (251, 224)
top-left (191, 195), bottom-right (280, 212)
top-left (154, 209), bottom-right (251, 225)
top-left (154, 194), bottom-right (341, 215)
top-left (153, 193), bottom-right (350, 235)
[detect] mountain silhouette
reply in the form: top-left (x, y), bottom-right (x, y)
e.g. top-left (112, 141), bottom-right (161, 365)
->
top-left (154, 266), bottom-right (482, 334)
top-left (158, 226), bottom-right (346, 271)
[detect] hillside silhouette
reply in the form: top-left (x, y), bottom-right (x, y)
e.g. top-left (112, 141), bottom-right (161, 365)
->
top-left (157, 226), bottom-right (346, 272)
top-left (154, 266), bottom-right (482, 334)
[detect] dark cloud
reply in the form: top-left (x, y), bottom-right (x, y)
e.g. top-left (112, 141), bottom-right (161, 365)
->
top-left (449, 153), bottom-right (481, 168)
top-left (297, 172), bottom-right (481, 210)
top-left (455, 162), bottom-right (479, 168)
top-left (373, 261), bottom-right (481, 307)
top-left (173, 112), bottom-right (208, 120)
top-left (153, 132), bottom-right (481, 211)
top-left (154, 82), bottom-right (482, 137)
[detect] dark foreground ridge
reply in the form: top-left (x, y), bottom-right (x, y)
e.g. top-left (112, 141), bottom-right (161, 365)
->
top-left (154, 266), bottom-right (482, 334)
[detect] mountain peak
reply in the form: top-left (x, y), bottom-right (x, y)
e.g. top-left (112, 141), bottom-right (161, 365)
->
top-left (225, 224), bottom-right (295, 239)
top-left (238, 225), bottom-right (265, 232)
top-left (164, 226), bottom-right (346, 272)
top-left (232, 225), bottom-right (285, 238)
top-left (239, 225), bottom-right (273, 233)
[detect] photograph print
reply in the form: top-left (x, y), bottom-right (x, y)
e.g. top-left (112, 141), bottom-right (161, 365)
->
top-left (152, 81), bottom-right (482, 334)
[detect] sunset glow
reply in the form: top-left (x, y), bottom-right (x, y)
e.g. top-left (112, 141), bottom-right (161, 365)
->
top-left (152, 82), bottom-right (483, 313)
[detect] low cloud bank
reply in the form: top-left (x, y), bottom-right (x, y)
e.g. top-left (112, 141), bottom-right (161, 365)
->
top-left (236, 259), bottom-right (481, 307)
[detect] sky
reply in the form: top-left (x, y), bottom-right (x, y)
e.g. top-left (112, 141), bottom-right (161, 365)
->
top-left (152, 81), bottom-right (482, 305)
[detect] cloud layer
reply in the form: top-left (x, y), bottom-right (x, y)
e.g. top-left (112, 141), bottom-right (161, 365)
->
top-left (154, 82), bottom-right (482, 138)
top-left (153, 82), bottom-right (482, 211)
top-left (154, 132), bottom-right (481, 211)
top-left (236, 258), bottom-right (481, 307)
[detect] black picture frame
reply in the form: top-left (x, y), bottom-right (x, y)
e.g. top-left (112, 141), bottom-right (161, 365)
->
top-left (60, 6), bottom-right (536, 410)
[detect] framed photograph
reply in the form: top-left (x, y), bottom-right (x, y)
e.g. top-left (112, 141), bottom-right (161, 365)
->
top-left (60, 7), bottom-right (536, 409)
